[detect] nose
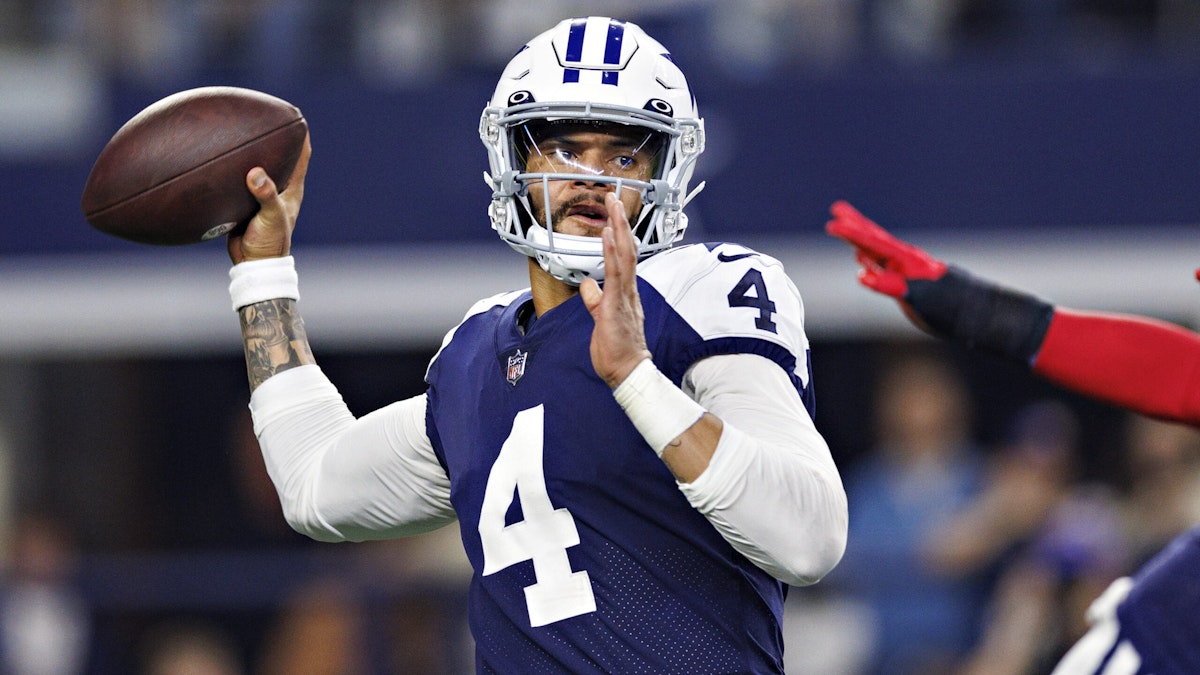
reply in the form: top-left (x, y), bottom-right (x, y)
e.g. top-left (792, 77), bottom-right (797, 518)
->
top-left (570, 163), bottom-right (616, 194)
top-left (571, 174), bottom-right (610, 189)
top-left (570, 177), bottom-right (626, 202)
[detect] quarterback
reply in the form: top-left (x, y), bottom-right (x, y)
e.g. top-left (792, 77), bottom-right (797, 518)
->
top-left (224, 16), bottom-right (847, 673)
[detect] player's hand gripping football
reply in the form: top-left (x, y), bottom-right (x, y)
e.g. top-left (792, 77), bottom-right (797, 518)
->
top-left (580, 192), bottom-right (654, 389)
top-left (824, 200), bottom-right (947, 298)
top-left (228, 133), bottom-right (312, 264)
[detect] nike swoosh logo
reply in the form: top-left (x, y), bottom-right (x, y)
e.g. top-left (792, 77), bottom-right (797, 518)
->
top-left (716, 251), bottom-right (756, 263)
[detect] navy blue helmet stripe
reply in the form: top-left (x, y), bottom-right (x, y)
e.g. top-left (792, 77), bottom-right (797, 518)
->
top-left (561, 18), bottom-right (627, 85)
top-left (602, 20), bottom-right (624, 85)
top-left (562, 19), bottom-right (586, 83)
top-left (565, 19), bottom-right (586, 61)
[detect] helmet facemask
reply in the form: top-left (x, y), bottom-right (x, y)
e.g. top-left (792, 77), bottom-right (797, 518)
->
top-left (525, 118), bottom-right (669, 263)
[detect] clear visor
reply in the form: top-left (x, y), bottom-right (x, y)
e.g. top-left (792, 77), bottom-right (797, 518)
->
top-left (513, 120), bottom-right (667, 183)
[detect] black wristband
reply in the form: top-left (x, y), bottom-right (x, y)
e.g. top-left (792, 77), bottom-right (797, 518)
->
top-left (904, 266), bottom-right (1054, 365)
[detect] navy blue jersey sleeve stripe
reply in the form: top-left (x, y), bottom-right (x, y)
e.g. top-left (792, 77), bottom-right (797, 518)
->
top-left (660, 337), bottom-right (816, 420)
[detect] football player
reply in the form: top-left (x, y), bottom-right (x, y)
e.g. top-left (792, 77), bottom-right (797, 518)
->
top-left (225, 16), bottom-right (847, 673)
top-left (827, 200), bottom-right (1200, 675)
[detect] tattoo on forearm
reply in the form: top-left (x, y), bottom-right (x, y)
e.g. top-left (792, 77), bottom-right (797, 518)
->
top-left (239, 298), bottom-right (315, 391)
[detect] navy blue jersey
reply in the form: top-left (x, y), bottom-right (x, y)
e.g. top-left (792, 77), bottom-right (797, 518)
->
top-left (424, 243), bottom-right (814, 673)
top-left (1117, 525), bottom-right (1200, 675)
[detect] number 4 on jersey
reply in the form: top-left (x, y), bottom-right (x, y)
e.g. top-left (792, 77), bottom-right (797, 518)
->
top-left (727, 268), bottom-right (778, 333)
top-left (478, 405), bottom-right (597, 627)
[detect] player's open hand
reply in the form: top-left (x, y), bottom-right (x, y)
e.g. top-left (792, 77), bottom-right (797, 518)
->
top-left (825, 200), bottom-right (947, 299)
top-left (229, 133), bottom-right (312, 264)
top-left (580, 192), bottom-right (654, 388)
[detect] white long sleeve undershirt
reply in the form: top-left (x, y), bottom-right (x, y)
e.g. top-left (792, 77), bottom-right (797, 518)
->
top-left (679, 354), bottom-right (847, 585)
top-left (249, 352), bottom-right (847, 585)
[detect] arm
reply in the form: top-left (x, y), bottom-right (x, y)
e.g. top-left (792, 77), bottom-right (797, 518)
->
top-left (229, 138), bottom-right (455, 541)
top-left (826, 200), bottom-right (1200, 425)
top-left (230, 134), bottom-right (317, 389)
top-left (678, 353), bottom-right (849, 586)
top-left (578, 194), bottom-right (720, 482)
top-left (249, 368), bottom-right (456, 541)
top-left (1033, 309), bottom-right (1200, 423)
top-left (580, 194), bottom-right (848, 585)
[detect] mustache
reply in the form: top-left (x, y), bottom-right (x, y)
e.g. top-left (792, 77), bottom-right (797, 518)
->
top-left (549, 195), bottom-right (608, 228)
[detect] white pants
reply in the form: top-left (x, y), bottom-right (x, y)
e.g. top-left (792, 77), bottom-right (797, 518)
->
top-left (1052, 577), bottom-right (1142, 675)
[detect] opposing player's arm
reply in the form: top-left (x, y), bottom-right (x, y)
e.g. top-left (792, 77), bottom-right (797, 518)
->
top-left (1033, 309), bottom-right (1200, 424)
top-left (827, 200), bottom-right (1200, 426)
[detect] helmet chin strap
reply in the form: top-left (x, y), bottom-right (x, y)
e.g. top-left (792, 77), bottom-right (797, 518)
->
top-left (536, 251), bottom-right (592, 287)
top-left (520, 180), bottom-right (629, 286)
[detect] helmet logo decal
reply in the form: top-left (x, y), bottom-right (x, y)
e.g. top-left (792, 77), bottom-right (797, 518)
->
top-left (561, 17), bottom-right (627, 85)
top-left (646, 99), bottom-right (673, 116)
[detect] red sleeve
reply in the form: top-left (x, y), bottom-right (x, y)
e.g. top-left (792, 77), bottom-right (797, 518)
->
top-left (1032, 308), bottom-right (1200, 426)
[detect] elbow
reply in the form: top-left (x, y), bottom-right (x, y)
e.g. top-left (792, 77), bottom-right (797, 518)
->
top-left (278, 496), bottom-right (351, 544)
top-left (783, 522), bottom-right (848, 586)
top-left (738, 501), bottom-right (848, 587)
top-left (776, 491), bottom-right (849, 586)
top-left (285, 516), bottom-right (346, 544)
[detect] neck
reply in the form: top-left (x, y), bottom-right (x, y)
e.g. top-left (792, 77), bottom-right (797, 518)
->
top-left (528, 256), bottom-right (579, 317)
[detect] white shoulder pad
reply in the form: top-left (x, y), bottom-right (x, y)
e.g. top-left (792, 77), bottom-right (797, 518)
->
top-left (639, 243), bottom-right (810, 362)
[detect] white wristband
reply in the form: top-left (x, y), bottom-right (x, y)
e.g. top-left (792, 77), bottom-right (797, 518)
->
top-left (612, 359), bottom-right (706, 456)
top-left (229, 256), bottom-right (300, 311)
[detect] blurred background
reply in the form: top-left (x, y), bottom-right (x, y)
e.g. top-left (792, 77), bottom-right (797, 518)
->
top-left (2, 1), bottom-right (1200, 673)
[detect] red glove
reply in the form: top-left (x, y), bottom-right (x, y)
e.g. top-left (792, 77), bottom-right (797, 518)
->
top-left (825, 200), bottom-right (947, 299)
top-left (826, 200), bottom-right (1055, 368)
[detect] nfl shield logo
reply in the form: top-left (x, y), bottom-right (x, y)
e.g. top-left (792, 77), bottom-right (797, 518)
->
top-left (506, 350), bottom-right (528, 385)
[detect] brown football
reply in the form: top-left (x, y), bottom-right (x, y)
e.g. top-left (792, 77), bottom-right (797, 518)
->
top-left (81, 86), bottom-right (307, 246)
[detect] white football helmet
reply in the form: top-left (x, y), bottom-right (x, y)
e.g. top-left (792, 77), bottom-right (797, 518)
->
top-left (480, 16), bottom-right (706, 285)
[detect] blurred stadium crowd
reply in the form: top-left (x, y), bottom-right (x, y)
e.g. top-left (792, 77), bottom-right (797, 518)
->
top-left (3, 0), bottom-right (1200, 84)
top-left (2, 1), bottom-right (1200, 674)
